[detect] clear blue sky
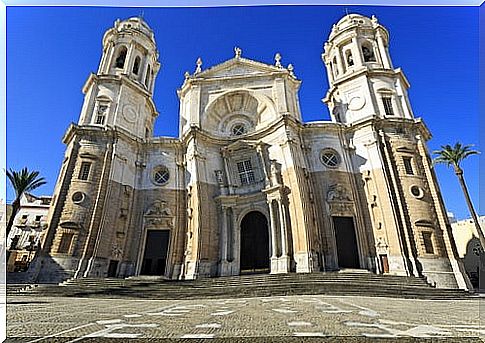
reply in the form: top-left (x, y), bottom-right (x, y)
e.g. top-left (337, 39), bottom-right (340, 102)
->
top-left (6, 5), bottom-right (480, 219)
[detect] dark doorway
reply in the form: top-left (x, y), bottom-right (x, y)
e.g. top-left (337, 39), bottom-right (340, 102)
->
top-left (107, 260), bottom-right (118, 277)
top-left (240, 211), bottom-right (270, 273)
top-left (141, 230), bottom-right (170, 275)
top-left (333, 216), bottom-right (360, 269)
top-left (379, 254), bottom-right (389, 273)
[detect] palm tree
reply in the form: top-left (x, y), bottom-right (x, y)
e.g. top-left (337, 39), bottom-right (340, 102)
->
top-left (433, 143), bottom-right (484, 250)
top-left (5, 167), bottom-right (46, 240)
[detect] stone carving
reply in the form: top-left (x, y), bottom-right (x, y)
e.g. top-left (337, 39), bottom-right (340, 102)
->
top-left (145, 200), bottom-right (172, 217)
top-left (376, 237), bottom-right (388, 254)
top-left (122, 104), bottom-right (137, 122)
top-left (112, 243), bottom-right (123, 259)
top-left (234, 46), bottom-right (242, 58)
top-left (287, 64), bottom-right (295, 77)
top-left (195, 57), bottom-right (202, 73)
top-left (371, 15), bottom-right (378, 26)
top-left (275, 53), bottom-right (282, 68)
top-left (327, 183), bottom-right (352, 202)
top-left (270, 160), bottom-right (282, 186)
top-left (214, 170), bottom-right (224, 185)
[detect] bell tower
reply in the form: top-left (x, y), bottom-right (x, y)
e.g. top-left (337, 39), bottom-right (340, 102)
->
top-left (78, 17), bottom-right (160, 139)
top-left (322, 14), bottom-right (414, 125)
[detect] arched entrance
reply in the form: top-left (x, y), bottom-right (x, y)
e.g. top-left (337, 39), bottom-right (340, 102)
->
top-left (240, 211), bottom-right (270, 273)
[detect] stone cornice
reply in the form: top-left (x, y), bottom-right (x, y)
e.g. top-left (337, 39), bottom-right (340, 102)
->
top-left (178, 71), bottom-right (301, 98)
top-left (323, 67), bottom-right (410, 104)
top-left (180, 114), bottom-right (291, 146)
top-left (82, 73), bottom-right (159, 118)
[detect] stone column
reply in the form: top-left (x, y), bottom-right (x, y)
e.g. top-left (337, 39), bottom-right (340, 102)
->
top-left (219, 206), bottom-right (232, 276)
top-left (124, 42), bottom-right (135, 75)
top-left (278, 199), bottom-right (291, 272)
top-left (334, 47), bottom-right (345, 75)
top-left (351, 36), bottom-right (364, 66)
top-left (221, 206), bottom-right (229, 261)
top-left (376, 32), bottom-right (391, 69)
top-left (268, 201), bottom-right (278, 259)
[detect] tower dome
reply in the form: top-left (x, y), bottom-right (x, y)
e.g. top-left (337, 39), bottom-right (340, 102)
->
top-left (322, 13), bottom-right (392, 86)
top-left (97, 17), bottom-right (160, 92)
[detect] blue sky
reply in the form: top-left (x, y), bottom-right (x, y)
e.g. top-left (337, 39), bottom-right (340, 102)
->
top-left (6, 5), bottom-right (480, 219)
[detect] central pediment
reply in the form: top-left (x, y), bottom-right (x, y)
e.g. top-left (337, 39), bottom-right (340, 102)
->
top-left (196, 57), bottom-right (286, 79)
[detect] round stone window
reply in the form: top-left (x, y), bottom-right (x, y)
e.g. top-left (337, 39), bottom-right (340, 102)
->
top-left (410, 185), bottom-right (424, 199)
top-left (153, 166), bottom-right (170, 185)
top-left (72, 191), bottom-right (85, 204)
top-left (320, 148), bottom-right (340, 168)
top-left (231, 124), bottom-right (246, 136)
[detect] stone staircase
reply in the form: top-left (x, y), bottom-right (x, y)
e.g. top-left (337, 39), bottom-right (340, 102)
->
top-left (9, 271), bottom-right (474, 300)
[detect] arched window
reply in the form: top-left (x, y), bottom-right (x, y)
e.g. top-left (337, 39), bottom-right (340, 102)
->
top-left (345, 50), bottom-right (354, 67)
top-left (115, 46), bottom-right (127, 69)
top-left (361, 44), bottom-right (376, 62)
top-left (132, 56), bottom-right (141, 75)
top-left (145, 65), bottom-right (151, 88)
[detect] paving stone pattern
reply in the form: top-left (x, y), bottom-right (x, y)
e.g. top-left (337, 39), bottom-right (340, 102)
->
top-left (6, 294), bottom-right (484, 342)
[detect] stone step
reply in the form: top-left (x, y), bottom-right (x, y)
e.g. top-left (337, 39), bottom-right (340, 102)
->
top-left (13, 272), bottom-right (471, 300)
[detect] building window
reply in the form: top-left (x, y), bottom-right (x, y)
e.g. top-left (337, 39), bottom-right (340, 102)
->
top-left (115, 46), bottom-right (127, 69)
top-left (78, 162), bottom-right (92, 180)
top-left (345, 50), bottom-right (354, 67)
top-left (35, 215), bottom-right (42, 222)
top-left (362, 44), bottom-right (376, 62)
top-left (422, 232), bottom-right (434, 254)
top-left (72, 191), bottom-right (85, 204)
top-left (232, 124), bottom-right (246, 136)
top-left (402, 157), bottom-right (414, 175)
top-left (133, 56), bottom-right (141, 75)
top-left (153, 166), bottom-right (170, 185)
top-left (237, 160), bottom-right (255, 185)
top-left (332, 57), bottom-right (338, 76)
top-left (58, 233), bottom-right (74, 254)
top-left (382, 97), bottom-right (394, 116)
top-left (95, 103), bottom-right (108, 125)
top-left (145, 65), bottom-right (151, 88)
top-left (320, 148), bottom-right (340, 168)
top-left (410, 185), bottom-right (424, 199)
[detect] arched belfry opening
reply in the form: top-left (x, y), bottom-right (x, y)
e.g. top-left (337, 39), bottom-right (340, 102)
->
top-left (240, 211), bottom-right (270, 274)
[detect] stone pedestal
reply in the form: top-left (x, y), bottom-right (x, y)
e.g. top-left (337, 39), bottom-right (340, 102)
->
top-left (219, 260), bottom-right (237, 276)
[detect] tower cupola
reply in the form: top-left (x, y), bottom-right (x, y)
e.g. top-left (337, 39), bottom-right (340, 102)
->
top-left (322, 14), bottom-right (415, 125)
top-left (322, 14), bottom-right (392, 85)
top-left (97, 17), bottom-right (160, 93)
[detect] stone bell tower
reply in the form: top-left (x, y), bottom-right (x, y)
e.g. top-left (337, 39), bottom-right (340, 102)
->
top-left (78, 17), bottom-right (160, 139)
top-left (39, 17), bottom-right (161, 282)
top-left (322, 14), bottom-right (414, 124)
top-left (321, 14), bottom-right (470, 289)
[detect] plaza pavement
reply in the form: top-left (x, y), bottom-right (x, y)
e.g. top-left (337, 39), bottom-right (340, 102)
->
top-left (5, 294), bottom-right (484, 342)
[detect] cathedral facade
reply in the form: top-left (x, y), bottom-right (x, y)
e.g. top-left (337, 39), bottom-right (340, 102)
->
top-left (38, 14), bottom-right (470, 289)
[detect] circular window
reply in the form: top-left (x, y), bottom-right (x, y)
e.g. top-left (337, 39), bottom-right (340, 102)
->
top-left (72, 192), bottom-right (85, 204)
top-left (231, 124), bottom-right (246, 136)
top-left (410, 185), bottom-right (424, 199)
top-left (153, 166), bottom-right (170, 185)
top-left (320, 149), bottom-right (340, 168)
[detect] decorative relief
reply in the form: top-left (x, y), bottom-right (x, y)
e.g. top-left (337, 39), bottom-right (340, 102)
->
top-left (111, 243), bottom-right (123, 259)
top-left (327, 183), bottom-right (353, 216)
top-left (348, 95), bottom-right (366, 111)
top-left (327, 183), bottom-right (352, 202)
top-left (144, 200), bottom-right (174, 227)
top-left (122, 104), bottom-right (137, 123)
